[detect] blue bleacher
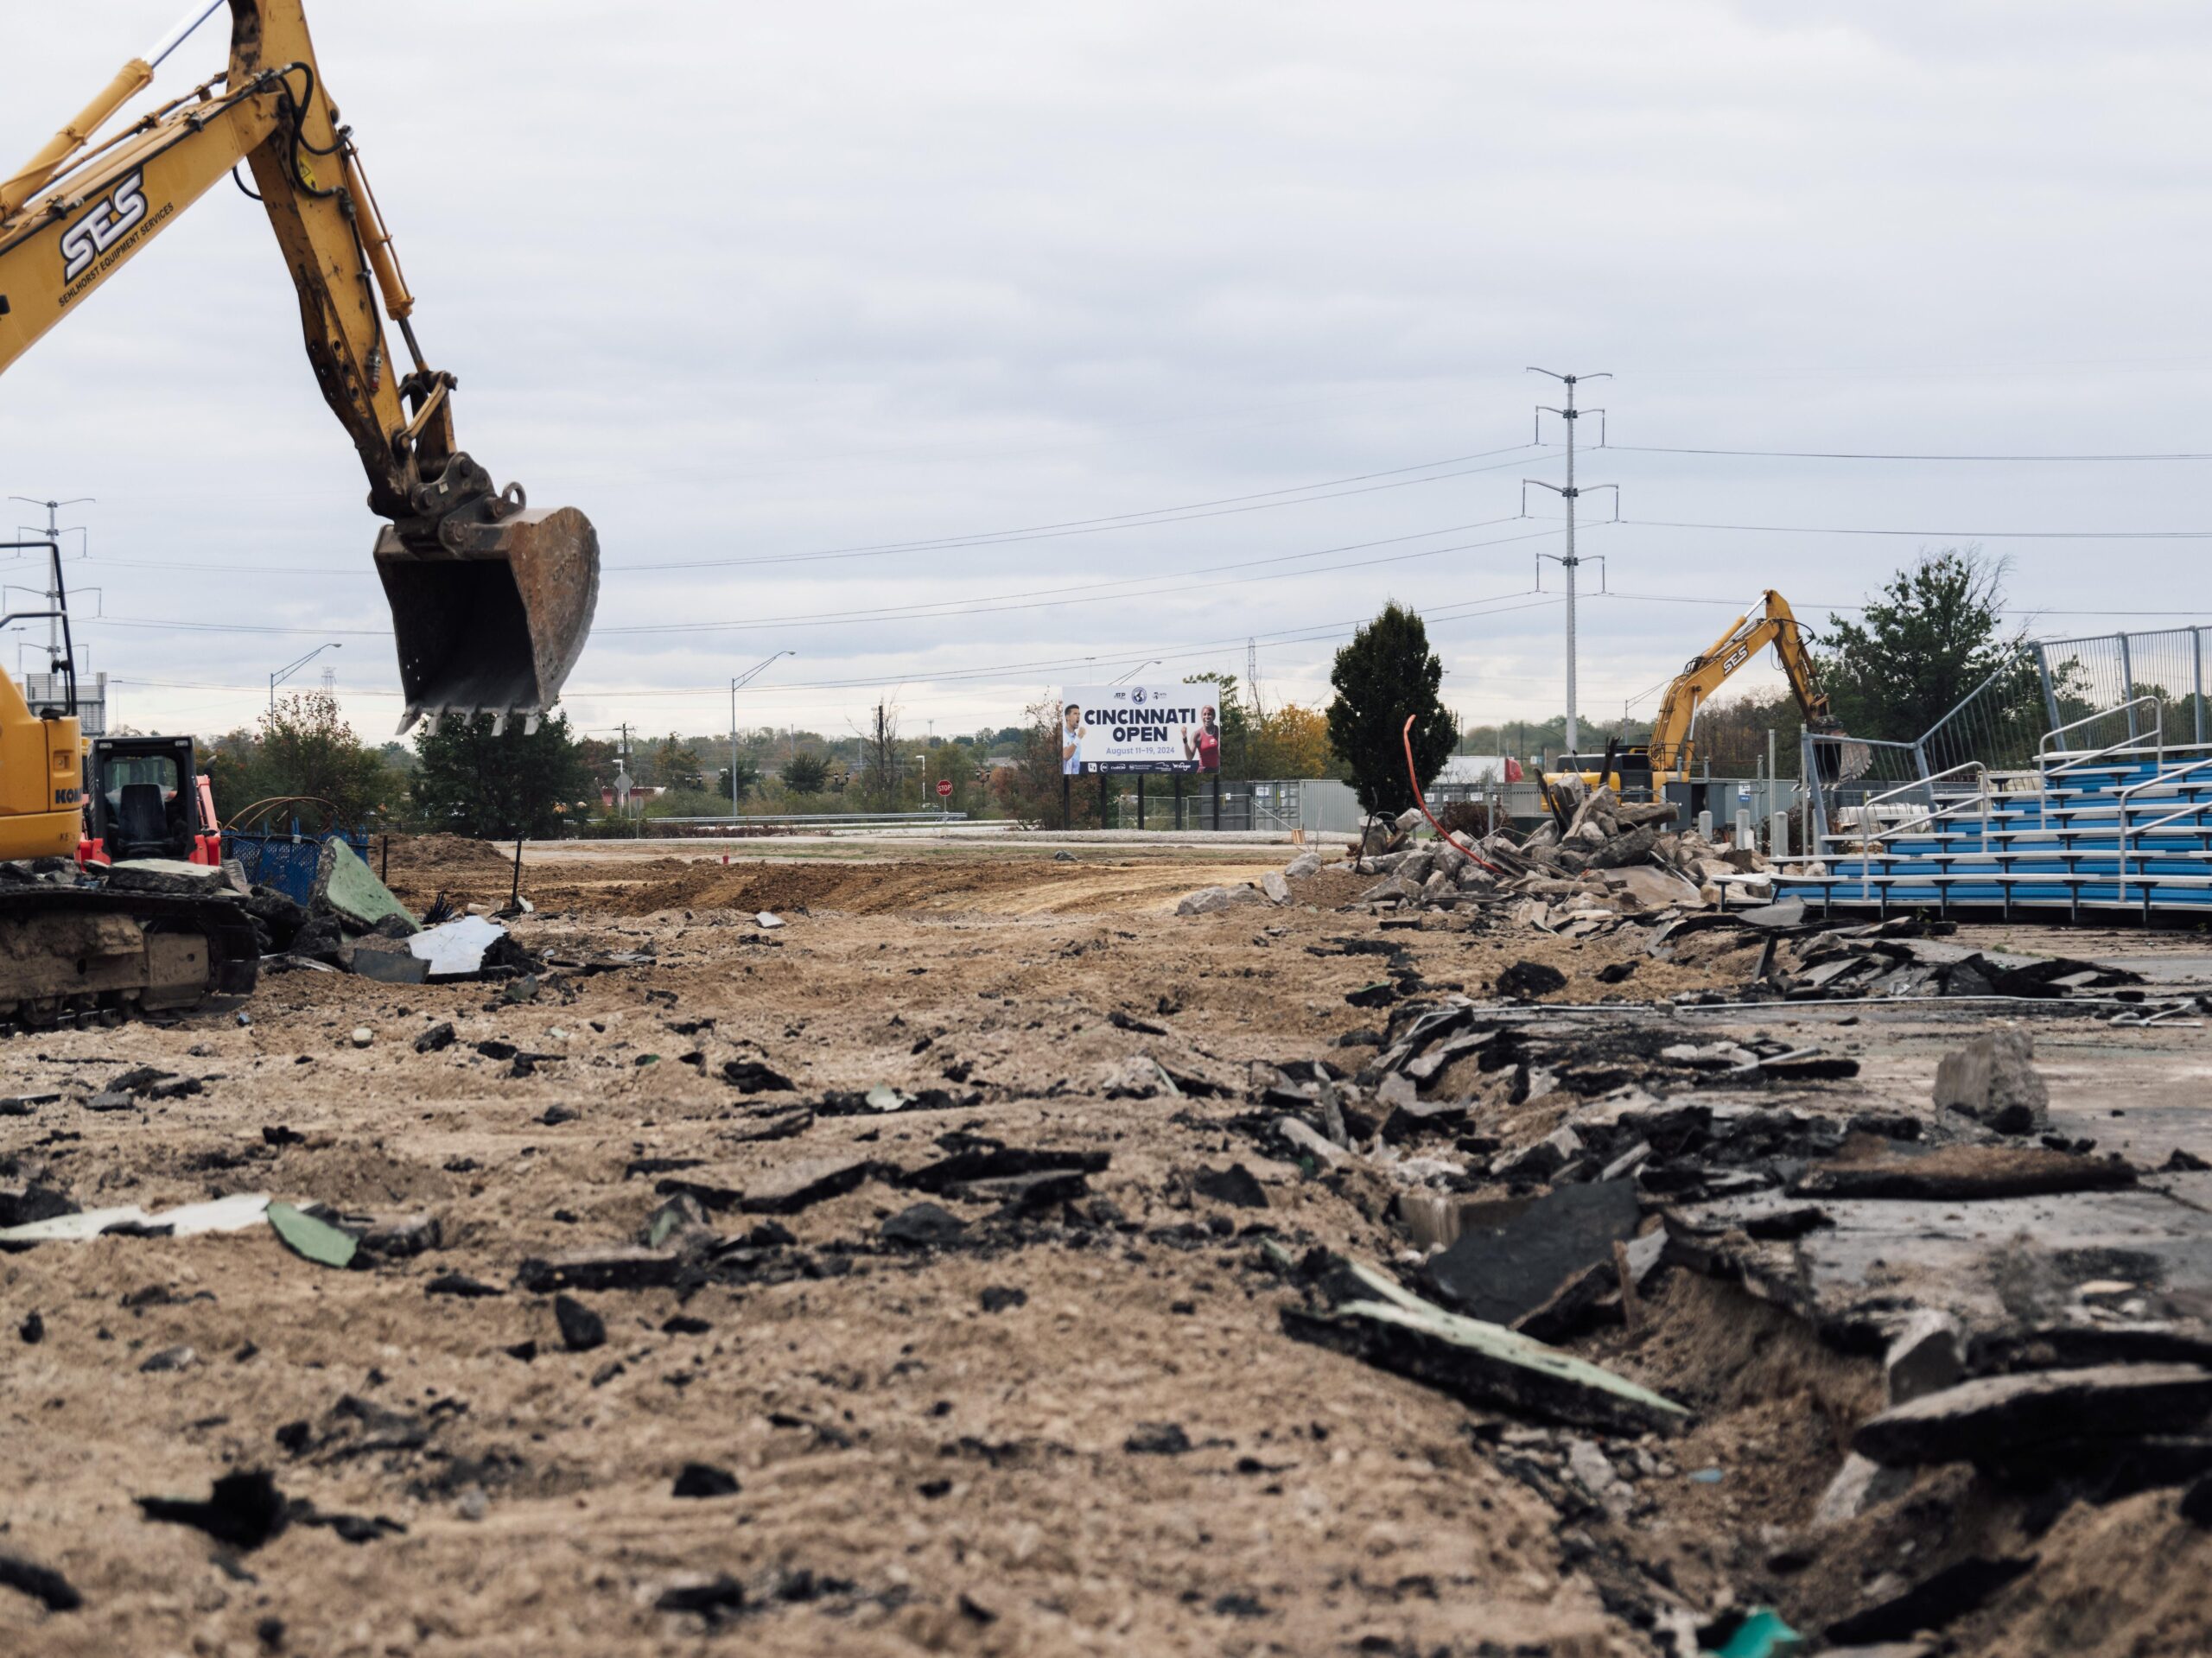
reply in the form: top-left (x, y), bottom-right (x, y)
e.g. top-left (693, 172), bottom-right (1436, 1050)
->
top-left (1775, 746), bottom-right (2212, 919)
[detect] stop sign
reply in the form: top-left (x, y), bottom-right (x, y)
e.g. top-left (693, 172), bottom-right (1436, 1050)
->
top-left (936, 778), bottom-right (953, 797)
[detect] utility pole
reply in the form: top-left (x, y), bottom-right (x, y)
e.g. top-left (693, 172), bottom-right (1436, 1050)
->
top-left (10, 495), bottom-right (91, 661)
top-left (1246, 637), bottom-right (1265, 719)
top-left (728, 649), bottom-right (794, 815)
top-left (1523, 370), bottom-right (1616, 757)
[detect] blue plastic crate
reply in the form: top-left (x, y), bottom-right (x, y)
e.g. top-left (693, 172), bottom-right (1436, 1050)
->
top-left (226, 829), bottom-right (370, 906)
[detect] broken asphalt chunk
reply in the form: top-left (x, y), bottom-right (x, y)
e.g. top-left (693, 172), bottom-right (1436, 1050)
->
top-left (0, 1550), bottom-right (80, 1612)
top-left (902, 1147), bottom-right (1108, 1194)
top-left (721, 1059), bottom-right (797, 1094)
top-left (1825, 1556), bottom-right (2035, 1648)
top-left (424, 1273), bottom-right (505, 1299)
top-left (659, 1155), bottom-right (880, 1216)
top-left (1426, 1182), bottom-right (1642, 1329)
top-left (136, 1470), bottom-right (290, 1551)
top-left (517, 1247), bottom-right (683, 1293)
top-left (671, 1462), bottom-right (741, 1498)
top-left (1793, 1141), bottom-right (2136, 1202)
top-left (657, 1574), bottom-right (747, 1623)
top-left (1192, 1164), bottom-right (1268, 1209)
top-left (964, 1168), bottom-right (1091, 1213)
top-left (1274, 1117), bottom-right (1351, 1172)
top-left (1495, 960), bottom-right (1567, 1001)
top-left (1123, 1421), bottom-right (1192, 1455)
top-left (880, 1203), bottom-right (969, 1247)
top-left (1855, 1363), bottom-right (2212, 1468)
top-left (553, 1294), bottom-right (607, 1352)
top-left (414, 1022), bottom-right (456, 1054)
top-left (1281, 1257), bottom-right (1690, 1437)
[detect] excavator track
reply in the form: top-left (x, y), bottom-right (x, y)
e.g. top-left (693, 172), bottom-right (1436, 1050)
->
top-left (0, 886), bottom-right (259, 1029)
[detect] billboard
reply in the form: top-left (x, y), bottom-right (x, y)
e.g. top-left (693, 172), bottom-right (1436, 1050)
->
top-left (1057, 686), bottom-right (1222, 774)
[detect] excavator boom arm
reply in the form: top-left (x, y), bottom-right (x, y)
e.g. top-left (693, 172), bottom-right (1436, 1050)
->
top-left (0, 1), bottom-right (597, 731)
top-left (1646, 589), bottom-right (1833, 779)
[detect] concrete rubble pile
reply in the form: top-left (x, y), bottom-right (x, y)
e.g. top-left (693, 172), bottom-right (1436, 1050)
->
top-left (1329, 791), bottom-right (2162, 1011)
top-left (1350, 779), bottom-right (1773, 908)
top-left (1238, 966), bottom-right (2212, 1643)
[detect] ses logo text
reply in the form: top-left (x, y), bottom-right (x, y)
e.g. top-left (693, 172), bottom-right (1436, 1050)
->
top-left (57, 170), bottom-right (170, 300)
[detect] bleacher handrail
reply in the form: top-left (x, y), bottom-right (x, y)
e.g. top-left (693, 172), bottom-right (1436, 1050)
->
top-left (1845, 761), bottom-right (1992, 900)
top-left (2118, 753), bottom-right (2212, 909)
top-left (2038, 696), bottom-right (2164, 791)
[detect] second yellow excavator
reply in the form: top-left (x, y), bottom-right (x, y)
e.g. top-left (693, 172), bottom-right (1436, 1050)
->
top-left (1541, 589), bottom-right (1840, 807)
top-left (0, 0), bottom-right (599, 1023)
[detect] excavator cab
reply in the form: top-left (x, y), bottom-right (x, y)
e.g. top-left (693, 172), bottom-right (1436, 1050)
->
top-left (81, 735), bottom-right (221, 866)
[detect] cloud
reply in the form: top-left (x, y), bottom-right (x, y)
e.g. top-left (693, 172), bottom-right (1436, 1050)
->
top-left (0, 0), bottom-right (2205, 746)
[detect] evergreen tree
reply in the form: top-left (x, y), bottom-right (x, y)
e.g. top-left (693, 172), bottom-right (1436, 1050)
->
top-left (780, 753), bottom-right (830, 796)
top-left (1326, 603), bottom-right (1456, 816)
top-left (412, 710), bottom-right (593, 838)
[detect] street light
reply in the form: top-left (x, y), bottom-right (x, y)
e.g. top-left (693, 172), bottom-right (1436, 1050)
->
top-left (731, 650), bottom-right (795, 813)
top-left (1111, 658), bottom-right (1161, 686)
top-left (270, 642), bottom-right (340, 709)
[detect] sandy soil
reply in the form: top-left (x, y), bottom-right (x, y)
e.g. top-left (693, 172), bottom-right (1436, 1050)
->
top-left (6, 842), bottom-right (2211, 1656)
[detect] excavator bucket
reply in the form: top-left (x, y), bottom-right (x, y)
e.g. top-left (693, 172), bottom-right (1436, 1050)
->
top-left (373, 505), bottom-right (600, 734)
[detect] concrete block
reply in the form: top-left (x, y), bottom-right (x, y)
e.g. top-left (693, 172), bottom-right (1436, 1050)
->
top-left (1885, 1308), bottom-right (1964, 1406)
top-left (1933, 1029), bottom-right (2049, 1135)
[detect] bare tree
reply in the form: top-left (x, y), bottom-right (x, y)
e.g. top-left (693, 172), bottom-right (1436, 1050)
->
top-left (855, 698), bottom-right (902, 810)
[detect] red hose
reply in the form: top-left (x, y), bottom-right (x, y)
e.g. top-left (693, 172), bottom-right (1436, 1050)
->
top-left (1402, 715), bottom-right (1503, 873)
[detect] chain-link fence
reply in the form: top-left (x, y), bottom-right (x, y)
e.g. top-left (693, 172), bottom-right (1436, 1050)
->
top-left (1803, 625), bottom-right (2212, 841)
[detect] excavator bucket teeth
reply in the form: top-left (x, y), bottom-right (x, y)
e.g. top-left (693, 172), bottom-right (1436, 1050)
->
top-left (374, 505), bottom-right (600, 734)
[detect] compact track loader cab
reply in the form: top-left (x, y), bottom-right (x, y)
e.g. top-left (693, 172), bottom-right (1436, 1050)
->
top-left (79, 736), bottom-right (220, 867)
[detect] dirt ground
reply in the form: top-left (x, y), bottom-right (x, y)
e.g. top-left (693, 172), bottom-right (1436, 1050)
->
top-left (6, 841), bottom-right (2212, 1656)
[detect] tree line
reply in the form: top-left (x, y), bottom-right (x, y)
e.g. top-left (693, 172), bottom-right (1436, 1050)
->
top-left (192, 544), bottom-right (2052, 838)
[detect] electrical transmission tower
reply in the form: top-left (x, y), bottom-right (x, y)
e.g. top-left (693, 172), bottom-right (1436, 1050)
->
top-left (1522, 370), bottom-right (1617, 756)
top-left (1245, 637), bottom-right (1266, 719)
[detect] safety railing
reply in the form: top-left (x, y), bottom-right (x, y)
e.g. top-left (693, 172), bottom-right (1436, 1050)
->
top-left (1802, 733), bottom-right (1923, 844)
top-left (2038, 698), bottom-right (2164, 792)
top-left (2119, 753), bottom-right (2212, 910)
top-left (1842, 763), bottom-right (1992, 900)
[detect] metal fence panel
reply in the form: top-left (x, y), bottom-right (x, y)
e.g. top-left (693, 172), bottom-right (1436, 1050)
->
top-left (1918, 645), bottom-right (2048, 774)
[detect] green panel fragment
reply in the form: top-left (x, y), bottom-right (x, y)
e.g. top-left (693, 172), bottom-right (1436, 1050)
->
top-left (268, 1201), bottom-right (359, 1269)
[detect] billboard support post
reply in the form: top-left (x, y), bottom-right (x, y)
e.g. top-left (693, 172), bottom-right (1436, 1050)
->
top-left (1137, 775), bottom-right (1145, 831)
top-left (1212, 774), bottom-right (1221, 831)
top-left (1097, 770), bottom-right (1108, 829)
top-left (1060, 773), bottom-right (1071, 832)
top-left (1173, 774), bottom-right (1184, 829)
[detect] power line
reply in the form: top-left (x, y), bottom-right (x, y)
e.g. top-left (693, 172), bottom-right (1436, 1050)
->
top-left (68, 520), bottom-right (1562, 639)
top-left (106, 591), bottom-right (1565, 701)
top-left (59, 442), bottom-right (1544, 580)
top-left (597, 521), bottom-right (1557, 636)
top-left (607, 445), bottom-right (1546, 572)
top-left (1597, 590), bottom-right (2212, 620)
top-left (1609, 444), bottom-right (2212, 462)
top-left (1616, 518), bottom-right (2212, 541)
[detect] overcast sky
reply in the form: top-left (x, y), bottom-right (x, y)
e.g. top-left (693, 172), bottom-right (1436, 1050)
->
top-left (2, 1), bottom-right (2209, 753)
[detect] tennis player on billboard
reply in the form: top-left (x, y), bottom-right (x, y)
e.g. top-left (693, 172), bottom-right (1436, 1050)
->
top-left (1183, 704), bottom-right (1222, 773)
top-left (1061, 703), bottom-right (1084, 774)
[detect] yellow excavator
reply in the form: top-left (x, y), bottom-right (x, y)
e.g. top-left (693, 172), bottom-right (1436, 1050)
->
top-left (0, 0), bottom-right (599, 1022)
top-left (1541, 590), bottom-right (1838, 810)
